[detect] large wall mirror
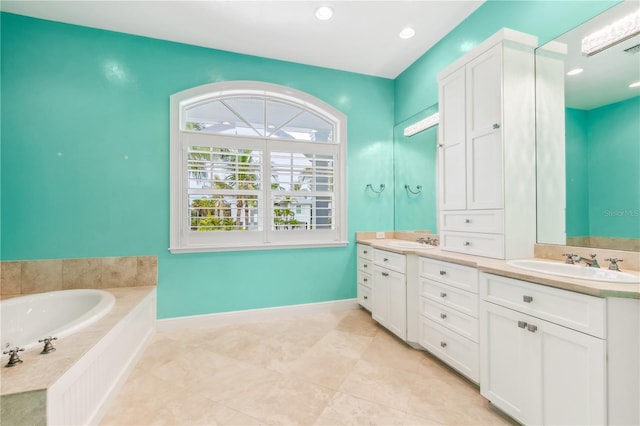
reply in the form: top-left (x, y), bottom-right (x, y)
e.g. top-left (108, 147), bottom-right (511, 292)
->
top-left (393, 104), bottom-right (438, 232)
top-left (536, 0), bottom-right (640, 251)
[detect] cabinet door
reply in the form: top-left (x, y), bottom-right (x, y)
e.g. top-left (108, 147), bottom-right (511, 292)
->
top-left (480, 301), bottom-right (536, 424)
top-left (438, 67), bottom-right (467, 210)
top-left (372, 265), bottom-right (406, 340)
top-left (466, 44), bottom-right (504, 210)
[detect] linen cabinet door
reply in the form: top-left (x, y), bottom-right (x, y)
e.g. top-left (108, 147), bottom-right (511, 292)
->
top-left (438, 66), bottom-right (467, 211)
top-left (465, 44), bottom-right (504, 210)
top-left (480, 301), bottom-right (538, 425)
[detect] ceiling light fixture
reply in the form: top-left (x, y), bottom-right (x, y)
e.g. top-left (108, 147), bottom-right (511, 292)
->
top-left (581, 10), bottom-right (640, 56)
top-left (315, 6), bottom-right (333, 21)
top-left (567, 68), bottom-right (584, 76)
top-left (399, 26), bottom-right (415, 40)
top-left (629, 81), bottom-right (640, 88)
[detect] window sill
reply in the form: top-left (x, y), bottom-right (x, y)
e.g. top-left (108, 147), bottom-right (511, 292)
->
top-left (169, 241), bottom-right (349, 254)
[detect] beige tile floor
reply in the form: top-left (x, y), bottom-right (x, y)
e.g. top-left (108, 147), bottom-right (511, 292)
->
top-left (101, 308), bottom-right (516, 425)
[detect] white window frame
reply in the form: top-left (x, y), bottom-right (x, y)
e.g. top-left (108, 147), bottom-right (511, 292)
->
top-left (170, 81), bottom-right (347, 253)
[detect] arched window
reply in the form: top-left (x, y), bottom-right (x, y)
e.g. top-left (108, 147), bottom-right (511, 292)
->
top-left (170, 81), bottom-right (347, 253)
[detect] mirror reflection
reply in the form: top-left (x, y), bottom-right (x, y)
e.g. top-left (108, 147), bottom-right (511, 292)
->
top-left (536, 0), bottom-right (640, 251)
top-left (393, 104), bottom-right (438, 232)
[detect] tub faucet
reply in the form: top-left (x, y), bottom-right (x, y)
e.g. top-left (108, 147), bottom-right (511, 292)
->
top-left (3, 347), bottom-right (25, 367)
top-left (39, 336), bottom-right (58, 354)
top-left (575, 254), bottom-right (600, 268)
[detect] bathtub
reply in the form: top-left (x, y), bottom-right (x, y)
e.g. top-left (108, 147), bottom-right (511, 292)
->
top-left (1, 289), bottom-right (115, 352)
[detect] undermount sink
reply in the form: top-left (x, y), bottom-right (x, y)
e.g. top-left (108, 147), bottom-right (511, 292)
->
top-left (387, 241), bottom-right (436, 249)
top-left (507, 259), bottom-right (640, 284)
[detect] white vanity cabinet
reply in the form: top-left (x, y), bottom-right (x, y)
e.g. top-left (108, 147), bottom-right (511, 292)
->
top-left (418, 257), bottom-right (479, 383)
top-left (356, 244), bottom-right (373, 311)
top-left (372, 248), bottom-right (407, 340)
top-left (438, 28), bottom-right (538, 259)
top-left (480, 273), bottom-right (606, 425)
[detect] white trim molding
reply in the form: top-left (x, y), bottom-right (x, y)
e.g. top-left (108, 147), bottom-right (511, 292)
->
top-left (157, 298), bottom-right (359, 331)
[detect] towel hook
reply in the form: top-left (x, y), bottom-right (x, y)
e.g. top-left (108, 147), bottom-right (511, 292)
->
top-left (366, 184), bottom-right (385, 194)
top-left (405, 184), bottom-right (422, 195)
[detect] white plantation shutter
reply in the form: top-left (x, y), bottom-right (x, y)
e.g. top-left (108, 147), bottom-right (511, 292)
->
top-left (170, 81), bottom-right (347, 253)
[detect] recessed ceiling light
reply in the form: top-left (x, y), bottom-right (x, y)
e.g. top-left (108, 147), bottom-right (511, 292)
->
top-left (630, 81), bottom-right (640, 88)
top-left (567, 68), bottom-right (584, 76)
top-left (315, 6), bottom-right (333, 21)
top-left (399, 26), bottom-right (415, 40)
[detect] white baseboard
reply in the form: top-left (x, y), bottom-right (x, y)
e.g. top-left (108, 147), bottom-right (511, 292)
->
top-left (157, 298), bottom-right (359, 332)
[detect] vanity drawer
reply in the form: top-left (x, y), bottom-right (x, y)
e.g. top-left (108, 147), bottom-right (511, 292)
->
top-left (357, 284), bottom-right (372, 311)
top-left (440, 231), bottom-right (505, 259)
top-left (357, 257), bottom-right (372, 274)
top-left (358, 270), bottom-right (372, 289)
top-left (420, 297), bottom-right (479, 342)
top-left (373, 249), bottom-right (406, 273)
top-left (357, 244), bottom-right (373, 260)
top-left (419, 257), bottom-right (478, 293)
top-left (440, 209), bottom-right (504, 233)
top-left (480, 273), bottom-right (606, 338)
top-left (420, 279), bottom-right (479, 318)
top-left (419, 317), bottom-right (479, 383)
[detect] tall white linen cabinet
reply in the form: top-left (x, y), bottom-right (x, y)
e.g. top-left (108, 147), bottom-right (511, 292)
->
top-left (437, 29), bottom-right (538, 260)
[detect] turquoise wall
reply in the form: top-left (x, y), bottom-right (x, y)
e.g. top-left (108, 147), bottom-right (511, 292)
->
top-left (394, 0), bottom-right (618, 124)
top-left (1, 1), bottom-right (624, 320)
top-left (393, 105), bottom-right (438, 232)
top-left (566, 98), bottom-right (640, 238)
top-left (565, 108), bottom-right (590, 237)
top-left (0, 13), bottom-right (394, 318)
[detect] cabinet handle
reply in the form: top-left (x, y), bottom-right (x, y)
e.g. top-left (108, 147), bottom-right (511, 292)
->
top-left (493, 123), bottom-right (501, 129)
top-left (523, 295), bottom-right (533, 303)
top-left (463, 241), bottom-right (471, 246)
top-left (440, 313), bottom-right (447, 319)
top-left (363, 264), bottom-right (368, 268)
top-left (464, 218), bottom-right (471, 223)
top-left (383, 258), bottom-right (389, 262)
top-left (364, 296), bottom-right (368, 300)
top-left (382, 272), bottom-right (389, 277)
top-left (438, 143), bottom-right (444, 148)
top-left (527, 324), bottom-right (538, 333)
top-left (440, 292), bottom-right (447, 298)
top-left (363, 278), bottom-right (368, 282)
top-left (440, 341), bottom-right (447, 348)
top-left (363, 250), bottom-right (368, 254)
top-left (517, 321), bottom-right (527, 329)
top-left (439, 270), bottom-right (447, 276)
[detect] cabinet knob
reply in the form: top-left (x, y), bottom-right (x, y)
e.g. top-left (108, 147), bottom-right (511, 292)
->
top-left (383, 258), bottom-right (388, 262)
top-left (364, 296), bottom-right (368, 300)
top-left (527, 324), bottom-right (538, 333)
top-left (438, 143), bottom-right (444, 148)
top-left (382, 272), bottom-right (389, 277)
top-left (363, 278), bottom-right (368, 282)
top-left (523, 295), bottom-right (533, 303)
top-left (493, 123), bottom-right (501, 129)
top-left (363, 250), bottom-right (368, 254)
top-left (440, 341), bottom-right (447, 348)
top-left (440, 313), bottom-right (447, 319)
top-left (440, 292), bottom-right (447, 298)
top-left (363, 264), bottom-right (368, 268)
top-left (439, 270), bottom-right (447, 276)
top-left (464, 218), bottom-right (471, 223)
top-left (463, 241), bottom-right (471, 246)
top-left (517, 321), bottom-right (527, 329)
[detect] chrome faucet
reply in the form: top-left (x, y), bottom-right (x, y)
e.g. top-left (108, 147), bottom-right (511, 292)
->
top-left (417, 236), bottom-right (439, 246)
top-left (575, 254), bottom-right (600, 268)
top-left (562, 253), bottom-right (577, 264)
top-left (3, 347), bottom-right (25, 367)
top-left (39, 336), bottom-right (58, 354)
top-left (605, 258), bottom-right (623, 271)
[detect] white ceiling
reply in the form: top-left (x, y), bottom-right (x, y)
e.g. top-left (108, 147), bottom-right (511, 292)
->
top-left (0, 0), bottom-right (484, 79)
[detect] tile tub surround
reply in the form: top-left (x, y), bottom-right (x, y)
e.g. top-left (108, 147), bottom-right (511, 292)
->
top-left (0, 286), bottom-right (155, 396)
top-left (101, 308), bottom-right (515, 425)
top-left (0, 256), bottom-right (157, 297)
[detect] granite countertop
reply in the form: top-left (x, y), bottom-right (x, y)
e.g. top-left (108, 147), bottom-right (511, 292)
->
top-left (1, 286), bottom-right (156, 396)
top-left (357, 238), bottom-right (640, 299)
